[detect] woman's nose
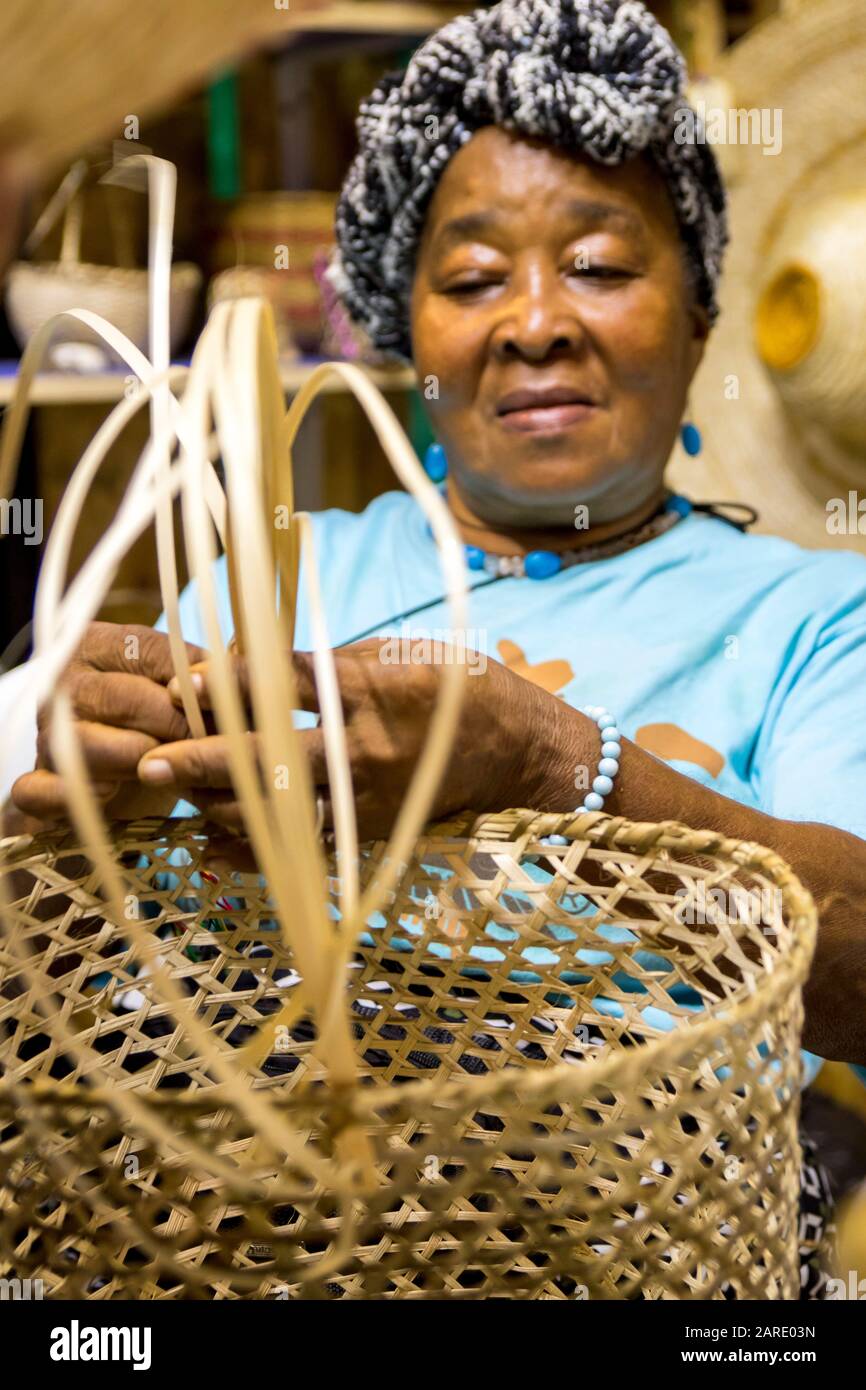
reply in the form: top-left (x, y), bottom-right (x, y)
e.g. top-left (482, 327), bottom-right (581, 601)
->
top-left (491, 265), bottom-right (585, 362)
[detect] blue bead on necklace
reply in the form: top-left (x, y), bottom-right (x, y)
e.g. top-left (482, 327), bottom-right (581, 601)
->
top-left (422, 443), bottom-right (691, 581)
top-left (464, 545), bottom-right (564, 579)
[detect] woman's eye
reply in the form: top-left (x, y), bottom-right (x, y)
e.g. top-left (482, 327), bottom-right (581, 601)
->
top-left (442, 279), bottom-right (501, 297)
top-left (568, 263), bottom-right (632, 281)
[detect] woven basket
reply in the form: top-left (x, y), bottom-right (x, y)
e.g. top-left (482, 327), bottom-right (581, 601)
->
top-left (208, 266), bottom-right (301, 360)
top-left (0, 808), bottom-right (815, 1300)
top-left (210, 192), bottom-right (337, 351)
top-left (6, 261), bottom-right (201, 365)
top-left (5, 163), bottom-right (201, 365)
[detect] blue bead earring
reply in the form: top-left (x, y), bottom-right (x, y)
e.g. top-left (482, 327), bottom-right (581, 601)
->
top-left (423, 442), bottom-right (448, 483)
top-left (680, 422), bottom-right (702, 457)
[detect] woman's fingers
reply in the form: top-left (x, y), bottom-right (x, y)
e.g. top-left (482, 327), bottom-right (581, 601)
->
top-left (173, 727), bottom-right (328, 848)
top-left (138, 726), bottom-right (329, 788)
top-left (166, 650), bottom-right (345, 717)
top-left (37, 719), bottom-right (160, 777)
top-left (66, 670), bottom-right (192, 743)
top-left (164, 653), bottom-right (316, 711)
top-left (78, 622), bottom-right (207, 682)
top-left (11, 769), bottom-right (119, 820)
top-left (137, 734), bottom-right (251, 789)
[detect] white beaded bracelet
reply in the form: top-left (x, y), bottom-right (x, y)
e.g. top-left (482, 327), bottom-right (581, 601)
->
top-left (543, 705), bottom-right (621, 848)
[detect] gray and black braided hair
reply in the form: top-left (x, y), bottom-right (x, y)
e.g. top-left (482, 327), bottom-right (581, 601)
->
top-left (330, 0), bottom-right (727, 360)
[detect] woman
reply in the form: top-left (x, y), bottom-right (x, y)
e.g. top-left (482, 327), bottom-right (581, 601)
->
top-left (7, 0), bottom-right (866, 1293)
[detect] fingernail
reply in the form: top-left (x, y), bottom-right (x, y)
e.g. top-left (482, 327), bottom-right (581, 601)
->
top-left (168, 672), bottom-right (204, 702)
top-left (139, 758), bottom-right (174, 785)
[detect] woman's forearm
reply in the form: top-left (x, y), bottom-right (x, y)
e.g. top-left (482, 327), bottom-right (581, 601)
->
top-left (518, 691), bottom-right (866, 1065)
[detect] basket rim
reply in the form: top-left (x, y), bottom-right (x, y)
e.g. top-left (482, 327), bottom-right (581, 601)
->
top-left (7, 259), bottom-right (202, 289)
top-left (0, 805), bottom-right (818, 957)
top-left (0, 808), bottom-right (816, 1128)
top-left (0, 804), bottom-right (822, 902)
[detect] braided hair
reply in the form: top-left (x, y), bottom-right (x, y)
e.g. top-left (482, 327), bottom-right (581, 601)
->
top-left (330, 0), bottom-right (727, 360)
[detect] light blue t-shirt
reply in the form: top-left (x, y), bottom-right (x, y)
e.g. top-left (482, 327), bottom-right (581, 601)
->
top-left (167, 491), bottom-right (866, 1083)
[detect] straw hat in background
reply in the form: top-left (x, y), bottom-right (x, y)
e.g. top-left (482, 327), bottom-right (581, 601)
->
top-left (0, 0), bottom-right (322, 182)
top-left (668, 0), bottom-right (866, 555)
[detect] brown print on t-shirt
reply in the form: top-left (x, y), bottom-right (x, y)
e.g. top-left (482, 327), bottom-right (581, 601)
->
top-left (497, 638), bottom-right (574, 695)
top-left (634, 722), bottom-right (725, 778)
top-left (497, 639), bottom-right (725, 779)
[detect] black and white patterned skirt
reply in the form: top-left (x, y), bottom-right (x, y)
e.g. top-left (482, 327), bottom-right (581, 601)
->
top-left (798, 1132), bottom-right (836, 1300)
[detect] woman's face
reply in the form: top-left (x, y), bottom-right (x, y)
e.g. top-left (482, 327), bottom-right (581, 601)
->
top-left (410, 127), bottom-right (709, 528)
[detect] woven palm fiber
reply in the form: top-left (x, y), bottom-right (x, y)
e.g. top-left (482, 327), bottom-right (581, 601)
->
top-left (0, 808), bottom-right (815, 1300)
top-left (668, 0), bottom-right (866, 553)
top-left (0, 0), bottom-right (325, 181)
top-left (0, 153), bottom-right (816, 1300)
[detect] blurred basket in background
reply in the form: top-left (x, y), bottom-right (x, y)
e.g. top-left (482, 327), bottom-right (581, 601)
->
top-left (7, 262), bottom-right (201, 369)
top-left (208, 266), bottom-right (301, 360)
top-left (209, 191), bottom-right (337, 353)
top-left (5, 161), bottom-right (201, 367)
top-left (0, 808), bottom-right (816, 1300)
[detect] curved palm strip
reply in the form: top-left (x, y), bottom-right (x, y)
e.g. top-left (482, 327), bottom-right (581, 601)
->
top-left (0, 159), bottom-right (469, 1193)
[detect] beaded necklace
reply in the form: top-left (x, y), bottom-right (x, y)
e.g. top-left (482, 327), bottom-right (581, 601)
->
top-left (463, 492), bottom-right (691, 579)
top-left (336, 495), bottom-right (757, 648)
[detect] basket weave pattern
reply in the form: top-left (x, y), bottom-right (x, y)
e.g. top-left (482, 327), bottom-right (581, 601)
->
top-left (0, 809), bottom-right (815, 1299)
top-left (6, 260), bottom-right (201, 361)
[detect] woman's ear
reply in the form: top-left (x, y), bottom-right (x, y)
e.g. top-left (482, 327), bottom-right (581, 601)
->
top-left (687, 302), bottom-right (711, 379)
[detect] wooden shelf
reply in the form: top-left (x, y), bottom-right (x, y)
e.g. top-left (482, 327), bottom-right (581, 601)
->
top-left (291, 2), bottom-right (470, 35)
top-left (0, 358), bottom-right (417, 406)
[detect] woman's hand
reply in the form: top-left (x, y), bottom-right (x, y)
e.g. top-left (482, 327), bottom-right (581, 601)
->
top-left (10, 621), bottom-right (206, 823)
top-left (137, 637), bottom-right (580, 840)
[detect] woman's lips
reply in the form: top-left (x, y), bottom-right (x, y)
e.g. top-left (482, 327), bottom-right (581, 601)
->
top-left (496, 401), bottom-right (598, 433)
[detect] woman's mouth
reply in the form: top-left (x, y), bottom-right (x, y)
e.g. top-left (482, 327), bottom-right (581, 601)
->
top-left (495, 386), bottom-right (599, 434)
